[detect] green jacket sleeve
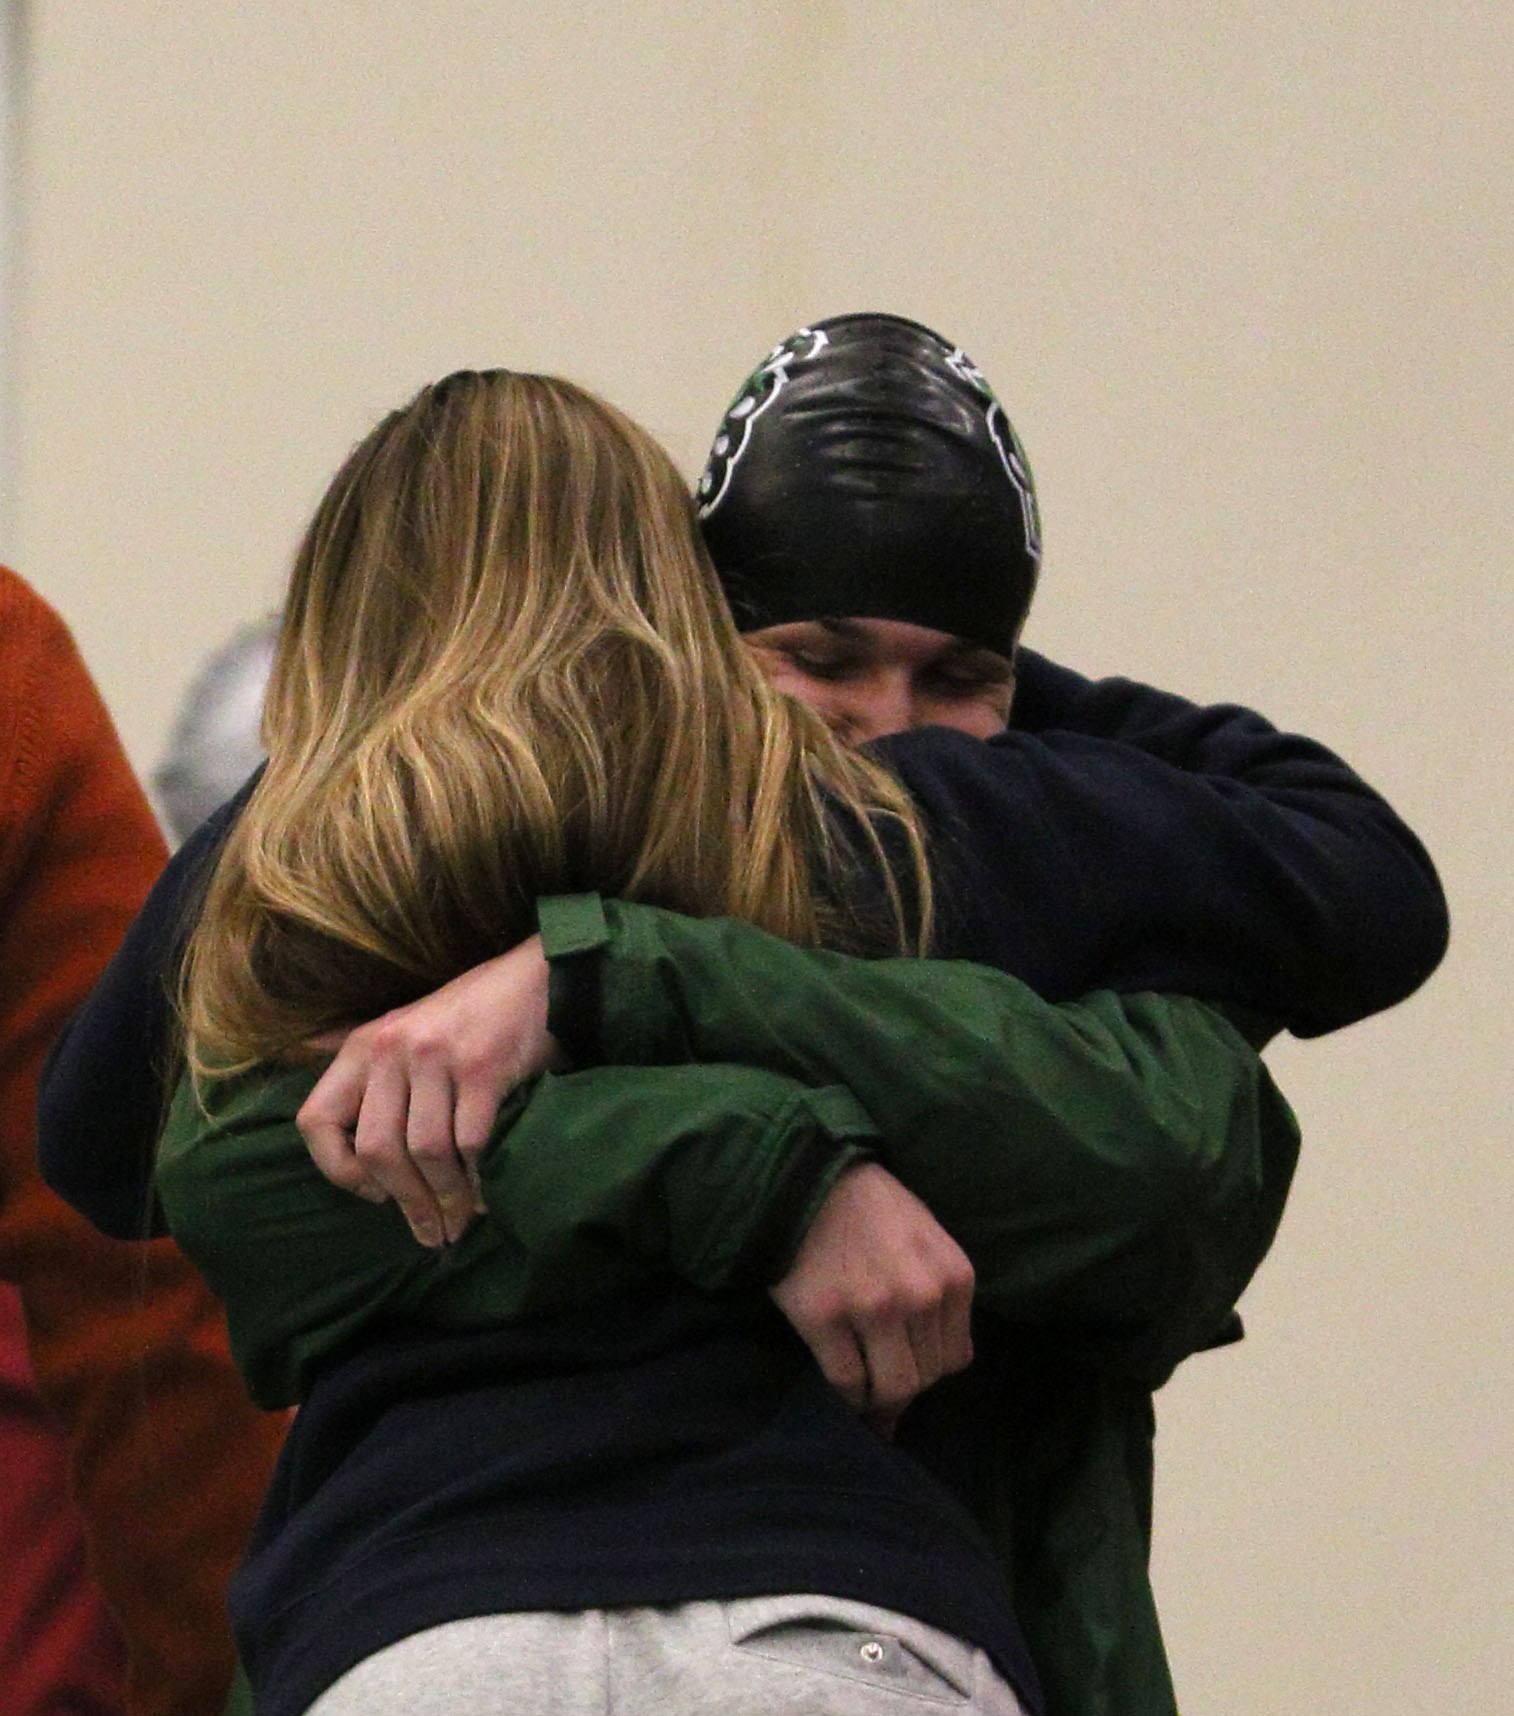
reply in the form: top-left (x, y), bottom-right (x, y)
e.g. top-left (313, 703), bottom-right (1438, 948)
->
top-left (538, 894), bottom-right (1302, 1387)
top-left (156, 1060), bottom-right (878, 1409)
top-left (160, 893), bottom-right (1296, 1409)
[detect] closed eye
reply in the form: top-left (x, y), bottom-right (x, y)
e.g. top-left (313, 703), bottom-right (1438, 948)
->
top-left (923, 664), bottom-right (1013, 697)
top-left (782, 650), bottom-right (864, 681)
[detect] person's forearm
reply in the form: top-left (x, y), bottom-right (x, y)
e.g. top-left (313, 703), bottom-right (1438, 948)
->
top-left (876, 650), bottom-right (1448, 1033)
top-left (157, 1058), bottom-right (876, 1408)
top-left (541, 895), bottom-right (1300, 1385)
top-left (159, 876), bottom-right (1293, 1413)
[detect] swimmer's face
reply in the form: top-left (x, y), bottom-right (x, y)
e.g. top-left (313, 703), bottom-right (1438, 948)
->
top-left (744, 616), bottom-right (1014, 744)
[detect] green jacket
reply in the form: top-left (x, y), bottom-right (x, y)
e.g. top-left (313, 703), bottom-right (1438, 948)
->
top-left (158, 894), bottom-right (1299, 1716)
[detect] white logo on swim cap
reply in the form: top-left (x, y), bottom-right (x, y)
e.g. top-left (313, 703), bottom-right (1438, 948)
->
top-left (697, 327), bottom-right (829, 520)
top-left (947, 348), bottom-right (1041, 564)
top-left (986, 403), bottom-right (1041, 563)
top-left (945, 348), bottom-right (995, 399)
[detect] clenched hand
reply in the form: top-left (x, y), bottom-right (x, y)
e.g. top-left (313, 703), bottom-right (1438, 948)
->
top-left (769, 1161), bottom-right (975, 1431)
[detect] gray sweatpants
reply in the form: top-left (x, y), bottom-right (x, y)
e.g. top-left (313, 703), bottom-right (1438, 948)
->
top-left (305, 1595), bottom-right (1031, 1714)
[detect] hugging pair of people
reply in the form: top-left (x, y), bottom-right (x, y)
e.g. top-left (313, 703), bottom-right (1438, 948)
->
top-left (41, 315), bottom-right (1447, 1716)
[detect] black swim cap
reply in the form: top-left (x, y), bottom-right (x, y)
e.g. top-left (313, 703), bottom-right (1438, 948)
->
top-left (698, 312), bottom-right (1040, 658)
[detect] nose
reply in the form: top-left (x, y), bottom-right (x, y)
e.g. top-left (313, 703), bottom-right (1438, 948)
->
top-left (841, 670), bottom-right (918, 743)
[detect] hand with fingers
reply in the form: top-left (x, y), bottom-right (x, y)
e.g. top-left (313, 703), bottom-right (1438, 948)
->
top-left (768, 1161), bottom-right (975, 1433)
top-left (296, 935), bottom-right (564, 1247)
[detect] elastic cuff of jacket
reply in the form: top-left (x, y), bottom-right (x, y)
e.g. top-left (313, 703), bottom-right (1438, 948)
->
top-left (539, 893), bottom-right (677, 1069)
top-left (727, 1088), bottom-right (881, 1288)
top-left (539, 894), bottom-right (612, 1065)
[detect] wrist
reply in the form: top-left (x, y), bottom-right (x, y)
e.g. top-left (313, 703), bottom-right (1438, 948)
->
top-left (740, 1137), bottom-right (877, 1288)
top-left (739, 1085), bottom-right (881, 1287)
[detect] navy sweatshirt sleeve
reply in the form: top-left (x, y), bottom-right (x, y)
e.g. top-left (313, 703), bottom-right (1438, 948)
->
top-left (36, 775), bottom-right (257, 1238)
top-left (874, 649), bottom-right (1448, 1034)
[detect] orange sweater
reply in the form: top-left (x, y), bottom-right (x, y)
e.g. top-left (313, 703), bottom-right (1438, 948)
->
top-left (0, 1278), bottom-right (126, 1714)
top-left (0, 567), bottom-right (287, 1716)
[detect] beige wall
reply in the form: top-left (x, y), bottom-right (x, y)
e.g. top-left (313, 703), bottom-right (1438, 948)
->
top-left (14, 4), bottom-right (1510, 1710)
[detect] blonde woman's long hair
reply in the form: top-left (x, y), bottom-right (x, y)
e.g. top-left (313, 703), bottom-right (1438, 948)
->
top-left (180, 369), bottom-right (931, 1074)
